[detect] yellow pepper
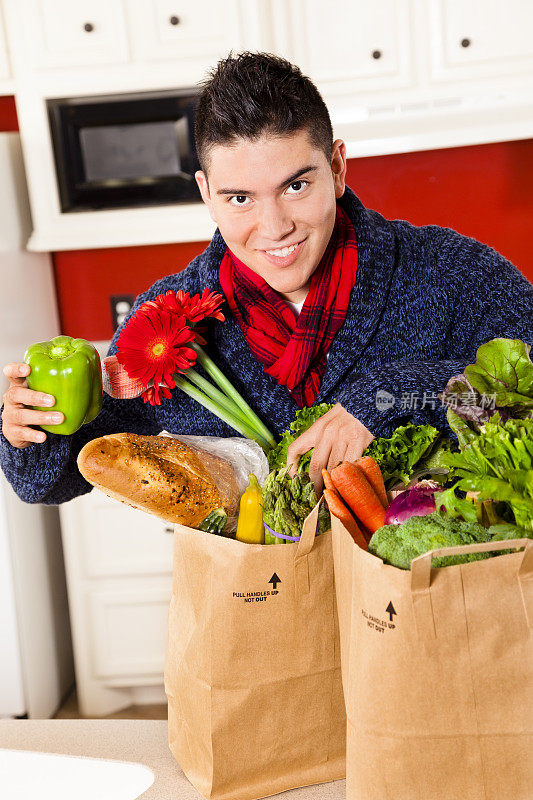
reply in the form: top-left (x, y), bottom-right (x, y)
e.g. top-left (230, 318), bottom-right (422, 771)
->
top-left (236, 474), bottom-right (264, 544)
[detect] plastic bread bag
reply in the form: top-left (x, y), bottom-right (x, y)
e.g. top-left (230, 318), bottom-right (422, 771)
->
top-left (159, 431), bottom-right (270, 532)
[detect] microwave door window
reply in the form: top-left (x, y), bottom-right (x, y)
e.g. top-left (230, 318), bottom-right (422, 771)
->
top-left (79, 121), bottom-right (183, 183)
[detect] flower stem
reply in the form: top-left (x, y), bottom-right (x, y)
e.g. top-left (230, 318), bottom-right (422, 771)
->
top-left (174, 374), bottom-right (271, 451)
top-left (185, 368), bottom-right (253, 431)
top-left (192, 343), bottom-right (276, 449)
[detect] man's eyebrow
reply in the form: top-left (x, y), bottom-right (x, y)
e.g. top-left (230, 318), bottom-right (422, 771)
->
top-left (216, 165), bottom-right (318, 196)
top-left (275, 165), bottom-right (317, 191)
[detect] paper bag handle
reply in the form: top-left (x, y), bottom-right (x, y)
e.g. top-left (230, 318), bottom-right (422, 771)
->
top-left (293, 500), bottom-right (323, 596)
top-left (411, 538), bottom-right (533, 638)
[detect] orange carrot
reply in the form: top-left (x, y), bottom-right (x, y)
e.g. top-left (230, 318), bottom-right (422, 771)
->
top-left (330, 461), bottom-right (386, 534)
top-left (354, 457), bottom-right (388, 508)
top-left (326, 471), bottom-right (374, 541)
top-left (322, 468), bottom-right (336, 493)
top-left (323, 489), bottom-right (368, 550)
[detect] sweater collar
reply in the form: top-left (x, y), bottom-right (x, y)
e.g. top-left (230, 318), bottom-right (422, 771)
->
top-left (314, 187), bottom-right (396, 402)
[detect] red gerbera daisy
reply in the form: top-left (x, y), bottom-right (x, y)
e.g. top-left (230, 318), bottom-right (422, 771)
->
top-left (183, 287), bottom-right (225, 324)
top-left (142, 288), bottom-right (225, 325)
top-left (116, 307), bottom-right (196, 389)
top-left (142, 384), bottom-right (173, 406)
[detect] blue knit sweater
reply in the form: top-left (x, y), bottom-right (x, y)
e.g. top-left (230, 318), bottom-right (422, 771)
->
top-left (1, 187), bottom-right (532, 504)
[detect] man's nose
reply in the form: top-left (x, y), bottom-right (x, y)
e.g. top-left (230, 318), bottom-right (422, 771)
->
top-left (256, 200), bottom-right (295, 242)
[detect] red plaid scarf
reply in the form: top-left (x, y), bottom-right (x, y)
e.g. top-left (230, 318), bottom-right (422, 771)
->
top-left (218, 205), bottom-right (358, 407)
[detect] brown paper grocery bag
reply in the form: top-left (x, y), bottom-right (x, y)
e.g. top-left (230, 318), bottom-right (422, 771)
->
top-left (165, 502), bottom-right (346, 800)
top-left (332, 515), bottom-right (533, 800)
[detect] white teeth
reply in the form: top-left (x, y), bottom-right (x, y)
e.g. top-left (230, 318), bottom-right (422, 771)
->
top-left (265, 243), bottom-right (299, 257)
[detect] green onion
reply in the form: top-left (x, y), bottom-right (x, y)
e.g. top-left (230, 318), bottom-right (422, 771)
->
top-left (192, 343), bottom-right (276, 449)
top-left (185, 368), bottom-right (254, 431)
top-left (173, 375), bottom-right (271, 452)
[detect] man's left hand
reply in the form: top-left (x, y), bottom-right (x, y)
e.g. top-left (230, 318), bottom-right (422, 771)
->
top-left (286, 402), bottom-right (374, 495)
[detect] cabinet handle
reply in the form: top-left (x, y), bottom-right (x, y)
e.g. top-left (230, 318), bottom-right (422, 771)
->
top-left (83, 22), bottom-right (94, 33)
top-left (372, 49), bottom-right (382, 60)
top-left (460, 37), bottom-right (471, 48)
top-left (169, 15), bottom-right (181, 26)
top-left (164, 526), bottom-right (174, 534)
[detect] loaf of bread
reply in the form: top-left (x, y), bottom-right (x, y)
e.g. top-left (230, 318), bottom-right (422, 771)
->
top-left (77, 433), bottom-right (240, 527)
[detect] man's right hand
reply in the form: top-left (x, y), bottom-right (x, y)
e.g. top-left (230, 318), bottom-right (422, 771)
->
top-left (1, 363), bottom-right (64, 449)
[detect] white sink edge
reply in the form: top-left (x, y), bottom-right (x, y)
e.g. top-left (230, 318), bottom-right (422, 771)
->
top-left (0, 748), bottom-right (155, 800)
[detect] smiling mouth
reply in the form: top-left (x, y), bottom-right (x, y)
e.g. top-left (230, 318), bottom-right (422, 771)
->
top-left (263, 239), bottom-right (305, 258)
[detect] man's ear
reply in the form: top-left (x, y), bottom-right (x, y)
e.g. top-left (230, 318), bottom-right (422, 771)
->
top-left (331, 139), bottom-right (347, 199)
top-left (195, 170), bottom-right (217, 223)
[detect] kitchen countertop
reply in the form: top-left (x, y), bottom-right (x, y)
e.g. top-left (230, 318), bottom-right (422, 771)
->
top-left (0, 719), bottom-right (346, 800)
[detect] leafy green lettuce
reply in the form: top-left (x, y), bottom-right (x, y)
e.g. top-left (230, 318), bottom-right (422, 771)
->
top-left (441, 417), bottom-right (533, 534)
top-left (466, 338), bottom-right (533, 406)
top-left (267, 403), bottom-right (334, 471)
top-left (364, 423), bottom-right (449, 490)
top-left (441, 339), bottom-right (533, 442)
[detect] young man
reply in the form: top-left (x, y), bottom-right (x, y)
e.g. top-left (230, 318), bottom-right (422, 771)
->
top-left (1, 52), bottom-right (532, 504)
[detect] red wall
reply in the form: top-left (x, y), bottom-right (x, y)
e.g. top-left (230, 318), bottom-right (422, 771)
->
top-left (0, 95), bottom-right (19, 131)
top-left (1, 96), bottom-right (531, 341)
top-left (53, 241), bottom-right (207, 341)
top-left (345, 139), bottom-right (533, 276)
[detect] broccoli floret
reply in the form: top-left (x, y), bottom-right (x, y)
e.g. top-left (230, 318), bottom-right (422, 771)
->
top-left (368, 512), bottom-right (492, 570)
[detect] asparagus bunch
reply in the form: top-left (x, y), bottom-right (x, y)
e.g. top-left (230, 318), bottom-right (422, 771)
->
top-left (262, 461), bottom-right (331, 544)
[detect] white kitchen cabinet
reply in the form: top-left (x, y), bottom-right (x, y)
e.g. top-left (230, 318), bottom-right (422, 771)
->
top-left (4, 0), bottom-right (268, 79)
top-left (17, 0), bottom-right (129, 71)
top-left (89, 587), bottom-right (172, 681)
top-left (59, 489), bottom-right (174, 717)
top-left (126, 0), bottom-right (257, 88)
top-left (81, 495), bottom-right (175, 579)
top-left (277, 0), bottom-right (414, 97)
top-left (273, 0), bottom-right (533, 93)
top-left (429, 0), bottom-right (533, 83)
top-left (128, 0), bottom-right (248, 69)
top-left (270, 0), bottom-right (533, 160)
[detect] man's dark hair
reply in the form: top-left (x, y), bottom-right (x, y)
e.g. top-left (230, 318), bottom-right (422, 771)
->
top-left (194, 51), bottom-right (333, 172)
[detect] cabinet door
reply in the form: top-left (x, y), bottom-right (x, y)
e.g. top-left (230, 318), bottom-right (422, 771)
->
top-left (79, 492), bottom-right (174, 579)
top-left (89, 586), bottom-right (172, 682)
top-left (31, 0), bottom-right (129, 69)
top-left (273, 0), bottom-right (414, 98)
top-left (60, 491), bottom-right (174, 686)
top-left (127, 0), bottom-right (254, 80)
top-left (430, 0), bottom-right (533, 82)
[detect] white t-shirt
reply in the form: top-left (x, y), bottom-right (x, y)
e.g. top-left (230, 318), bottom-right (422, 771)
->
top-left (285, 298), bottom-right (305, 317)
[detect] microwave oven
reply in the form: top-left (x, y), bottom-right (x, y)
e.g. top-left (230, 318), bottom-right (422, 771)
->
top-left (47, 88), bottom-right (202, 213)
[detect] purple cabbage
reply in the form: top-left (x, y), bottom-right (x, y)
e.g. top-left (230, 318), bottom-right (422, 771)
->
top-left (385, 481), bottom-right (442, 526)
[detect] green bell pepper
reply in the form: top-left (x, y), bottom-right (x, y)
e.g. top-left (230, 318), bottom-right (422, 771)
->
top-left (24, 335), bottom-right (103, 435)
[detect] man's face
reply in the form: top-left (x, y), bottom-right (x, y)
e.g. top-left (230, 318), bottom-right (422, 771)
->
top-left (195, 130), bottom-right (347, 303)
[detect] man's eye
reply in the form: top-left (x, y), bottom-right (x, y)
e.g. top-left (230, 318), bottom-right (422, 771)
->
top-left (285, 180), bottom-right (308, 195)
top-left (229, 195), bottom-right (251, 206)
